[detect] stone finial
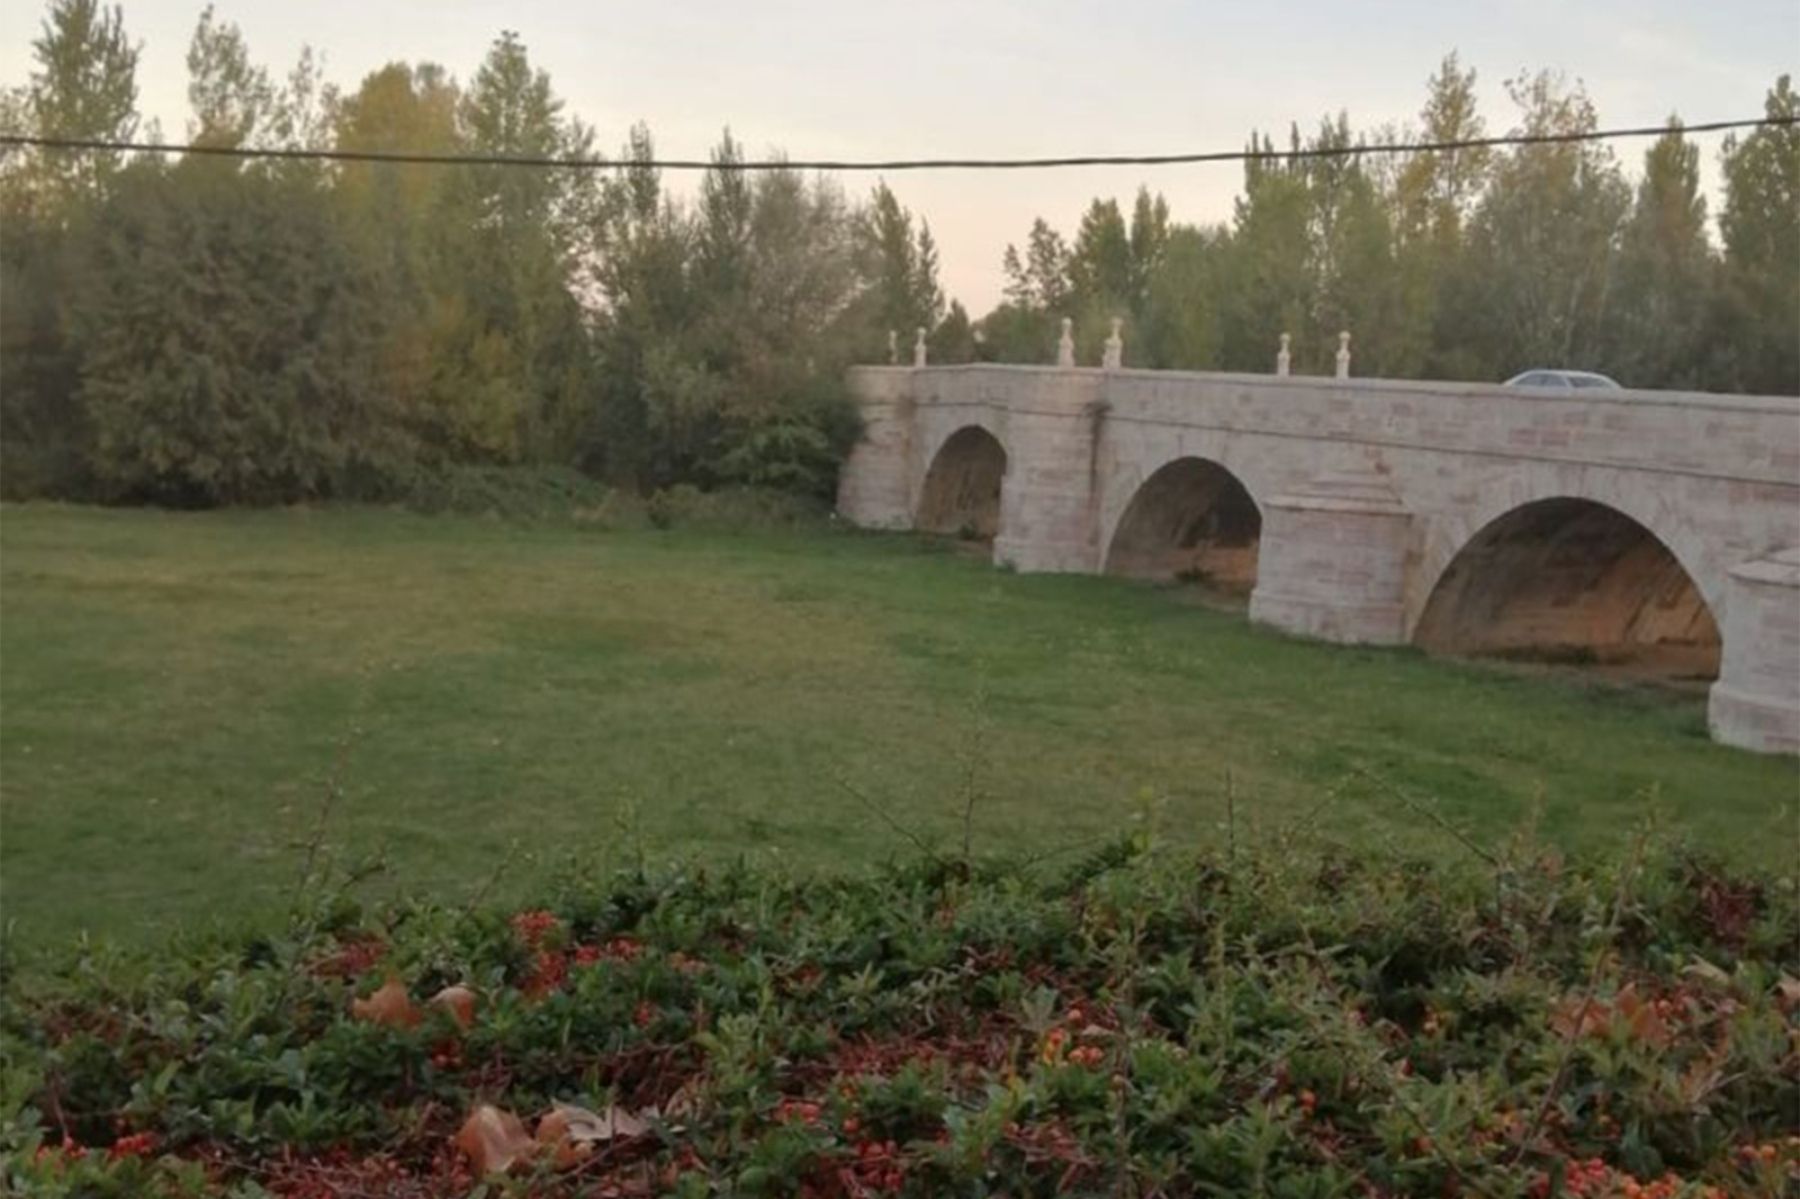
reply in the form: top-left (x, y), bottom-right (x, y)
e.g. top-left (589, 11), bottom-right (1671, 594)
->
top-left (1335, 330), bottom-right (1352, 379)
top-left (1102, 317), bottom-right (1124, 370)
top-left (1056, 317), bottom-right (1075, 367)
top-left (886, 329), bottom-right (898, 365)
top-left (1276, 332), bottom-right (1291, 377)
top-left (913, 326), bottom-right (928, 368)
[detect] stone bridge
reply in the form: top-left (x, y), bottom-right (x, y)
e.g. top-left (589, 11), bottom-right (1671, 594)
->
top-left (835, 362), bottom-right (1800, 754)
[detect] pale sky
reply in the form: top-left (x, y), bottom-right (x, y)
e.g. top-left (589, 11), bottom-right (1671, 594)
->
top-left (2, 0), bottom-right (1794, 311)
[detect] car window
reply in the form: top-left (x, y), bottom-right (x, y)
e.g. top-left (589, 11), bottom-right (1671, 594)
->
top-left (1570, 375), bottom-right (1616, 389)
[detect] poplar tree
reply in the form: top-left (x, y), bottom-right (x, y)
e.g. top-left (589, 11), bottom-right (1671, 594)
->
top-left (1715, 75), bottom-right (1800, 395)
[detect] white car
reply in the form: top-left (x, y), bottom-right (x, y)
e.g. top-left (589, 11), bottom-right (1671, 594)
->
top-left (1504, 369), bottom-right (1622, 390)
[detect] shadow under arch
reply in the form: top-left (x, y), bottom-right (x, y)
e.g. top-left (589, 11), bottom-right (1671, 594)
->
top-left (916, 426), bottom-right (1007, 540)
top-left (1103, 457), bottom-right (1261, 596)
top-left (1414, 497), bottom-right (1720, 681)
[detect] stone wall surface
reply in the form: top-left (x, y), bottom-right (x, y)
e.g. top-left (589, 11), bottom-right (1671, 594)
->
top-left (836, 364), bottom-right (1800, 753)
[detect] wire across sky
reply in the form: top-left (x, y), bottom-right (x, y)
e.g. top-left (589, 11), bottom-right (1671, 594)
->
top-left (0, 115), bottom-right (1791, 172)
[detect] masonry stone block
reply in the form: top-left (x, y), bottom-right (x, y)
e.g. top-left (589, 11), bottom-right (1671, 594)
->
top-left (1709, 548), bottom-right (1800, 754)
top-left (836, 367), bottom-right (915, 529)
top-left (1249, 471), bottom-right (1411, 645)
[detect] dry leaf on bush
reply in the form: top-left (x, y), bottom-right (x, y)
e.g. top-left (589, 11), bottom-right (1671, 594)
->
top-left (455, 1105), bottom-right (536, 1174)
top-left (535, 1107), bottom-right (593, 1168)
top-left (350, 977), bottom-right (420, 1028)
top-left (430, 984), bottom-right (478, 1029)
top-left (535, 1103), bottom-right (651, 1170)
top-left (552, 1101), bottom-right (649, 1142)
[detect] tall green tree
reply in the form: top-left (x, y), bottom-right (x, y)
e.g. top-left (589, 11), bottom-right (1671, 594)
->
top-left (1217, 131), bottom-right (1312, 370)
top-left (328, 62), bottom-right (480, 462)
top-left (589, 123), bottom-right (694, 486)
top-left (1714, 75), bottom-right (1800, 395)
top-left (0, 0), bottom-right (140, 495)
top-left (1608, 122), bottom-right (1714, 388)
top-left (1127, 187), bottom-right (1171, 307)
top-left (1001, 217), bottom-right (1070, 312)
top-left (1067, 198), bottom-right (1133, 311)
top-left (454, 30), bottom-right (596, 461)
top-left (1138, 225), bottom-right (1225, 369)
top-left (845, 181), bottom-right (943, 359)
top-left (1454, 71), bottom-right (1629, 376)
top-left (16, 0), bottom-right (138, 206)
top-left (185, 4), bottom-right (271, 150)
top-left (1390, 54), bottom-right (1490, 377)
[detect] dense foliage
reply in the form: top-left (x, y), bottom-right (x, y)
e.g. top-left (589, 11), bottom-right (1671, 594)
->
top-left (1, 2), bottom-right (947, 504)
top-left (2, 6), bottom-right (1796, 511)
top-left (3, 834), bottom-right (1795, 1197)
top-left (978, 58), bottom-right (1800, 395)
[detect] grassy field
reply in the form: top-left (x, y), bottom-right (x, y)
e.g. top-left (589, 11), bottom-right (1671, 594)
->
top-left (1, 503), bottom-right (1793, 946)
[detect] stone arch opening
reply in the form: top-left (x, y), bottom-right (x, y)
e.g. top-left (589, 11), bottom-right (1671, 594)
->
top-left (917, 426), bottom-right (1007, 540)
top-left (1104, 457), bottom-right (1262, 595)
top-left (1414, 498), bottom-right (1720, 681)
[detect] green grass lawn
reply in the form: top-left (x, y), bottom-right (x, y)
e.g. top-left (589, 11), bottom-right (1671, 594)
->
top-left (1, 503), bottom-right (1793, 946)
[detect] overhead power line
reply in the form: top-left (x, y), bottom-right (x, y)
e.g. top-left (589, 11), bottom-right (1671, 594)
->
top-left (0, 116), bottom-right (1790, 172)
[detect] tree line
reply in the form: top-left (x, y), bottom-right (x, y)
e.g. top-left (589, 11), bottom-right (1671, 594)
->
top-left (978, 59), bottom-right (1798, 393)
top-left (1, 1), bottom-right (949, 504)
top-left (1, 3), bottom-right (1794, 509)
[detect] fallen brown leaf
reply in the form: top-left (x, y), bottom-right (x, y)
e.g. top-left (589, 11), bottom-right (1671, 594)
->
top-left (350, 976), bottom-right (420, 1028)
top-left (455, 1105), bottom-right (536, 1175)
top-left (430, 984), bottom-right (478, 1029)
top-left (535, 1107), bottom-right (596, 1169)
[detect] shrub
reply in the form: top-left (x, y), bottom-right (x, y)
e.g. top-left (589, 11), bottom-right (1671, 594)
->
top-left (390, 463), bottom-right (616, 522)
top-left (2, 841), bottom-right (1795, 1197)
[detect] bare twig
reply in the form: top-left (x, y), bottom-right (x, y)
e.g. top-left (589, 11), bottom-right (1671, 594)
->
top-left (1348, 762), bottom-right (1500, 868)
top-left (1014, 831), bottom-right (1119, 871)
top-left (291, 734), bottom-right (355, 903)
top-left (1225, 768), bottom-right (1237, 880)
top-left (465, 837), bottom-right (524, 913)
top-left (958, 673), bottom-right (992, 865)
top-left (833, 774), bottom-right (944, 865)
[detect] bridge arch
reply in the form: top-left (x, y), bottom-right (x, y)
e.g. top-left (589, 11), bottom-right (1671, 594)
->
top-left (916, 424), bottom-right (1008, 540)
top-left (1103, 456), bottom-right (1262, 593)
top-left (1414, 496), bottom-right (1721, 680)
